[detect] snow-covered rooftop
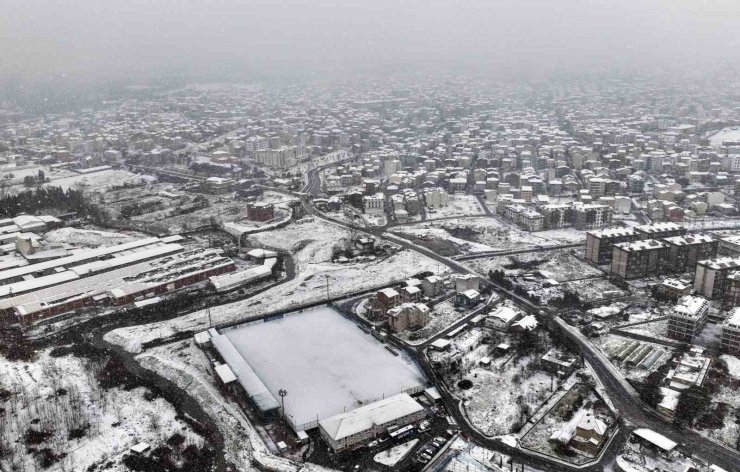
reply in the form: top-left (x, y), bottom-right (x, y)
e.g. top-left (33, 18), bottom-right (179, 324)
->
top-left (319, 393), bottom-right (423, 442)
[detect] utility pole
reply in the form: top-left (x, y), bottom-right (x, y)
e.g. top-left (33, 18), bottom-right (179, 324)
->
top-left (325, 274), bottom-right (330, 303)
top-left (278, 389), bottom-right (288, 430)
top-left (207, 304), bottom-right (212, 328)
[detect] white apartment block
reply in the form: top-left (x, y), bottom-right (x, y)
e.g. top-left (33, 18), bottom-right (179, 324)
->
top-left (363, 194), bottom-right (385, 214)
top-left (254, 145), bottom-right (307, 169)
top-left (667, 295), bottom-right (710, 342)
top-left (721, 308), bottom-right (740, 355)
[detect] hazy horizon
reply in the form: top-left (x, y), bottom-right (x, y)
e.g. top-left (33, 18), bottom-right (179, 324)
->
top-left (2, 0), bottom-right (739, 105)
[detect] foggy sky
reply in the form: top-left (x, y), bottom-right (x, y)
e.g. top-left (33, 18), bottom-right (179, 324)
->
top-left (1, 0), bottom-right (739, 86)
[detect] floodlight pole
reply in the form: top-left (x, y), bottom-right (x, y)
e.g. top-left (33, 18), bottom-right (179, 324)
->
top-left (278, 389), bottom-right (288, 429)
top-left (325, 275), bottom-right (330, 303)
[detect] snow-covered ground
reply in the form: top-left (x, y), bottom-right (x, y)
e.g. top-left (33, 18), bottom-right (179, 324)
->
top-left (464, 249), bottom-right (601, 282)
top-left (396, 299), bottom-right (473, 345)
top-left (392, 218), bottom-right (586, 256)
top-left (106, 219), bottom-right (444, 353)
top-left (222, 306), bottom-right (426, 429)
top-left (373, 439), bottom-right (419, 466)
top-left (43, 227), bottom-right (147, 248)
top-left (391, 225), bottom-right (493, 254)
top-left (433, 328), bottom-right (555, 437)
top-left (136, 340), bottom-right (337, 472)
top-left (709, 126), bottom-right (740, 147)
top-left (426, 195), bottom-right (485, 219)
top-left (48, 169), bottom-right (156, 193)
top-left (520, 384), bottom-right (609, 465)
top-left (461, 357), bottom-right (552, 436)
top-left (0, 350), bottom-right (203, 472)
top-left (562, 278), bottom-right (628, 303)
top-left (721, 354), bottom-right (740, 379)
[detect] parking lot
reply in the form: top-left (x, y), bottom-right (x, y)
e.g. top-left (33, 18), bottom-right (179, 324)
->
top-left (304, 403), bottom-right (457, 472)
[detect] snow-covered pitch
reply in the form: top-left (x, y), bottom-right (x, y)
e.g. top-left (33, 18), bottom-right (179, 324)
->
top-left (222, 306), bottom-right (426, 430)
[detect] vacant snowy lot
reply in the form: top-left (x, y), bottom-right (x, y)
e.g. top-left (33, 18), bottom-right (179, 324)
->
top-left (47, 169), bottom-right (156, 193)
top-left (392, 218), bottom-right (586, 256)
top-left (464, 249), bottom-right (601, 282)
top-left (426, 194), bottom-right (485, 219)
top-left (0, 350), bottom-right (202, 472)
top-left (562, 278), bottom-right (628, 303)
top-left (106, 219), bottom-right (443, 353)
top-left (461, 357), bottom-right (552, 436)
top-left (43, 227), bottom-right (148, 248)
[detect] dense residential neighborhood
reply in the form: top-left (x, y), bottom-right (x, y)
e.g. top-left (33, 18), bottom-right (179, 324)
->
top-left (2, 2), bottom-right (740, 471)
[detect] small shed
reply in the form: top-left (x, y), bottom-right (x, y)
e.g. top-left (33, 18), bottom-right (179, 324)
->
top-left (130, 442), bottom-right (151, 455)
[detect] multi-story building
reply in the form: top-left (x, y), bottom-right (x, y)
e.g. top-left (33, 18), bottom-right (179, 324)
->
top-left (504, 205), bottom-right (544, 231)
top-left (363, 193), bottom-right (385, 214)
top-left (721, 308), bottom-right (740, 354)
top-left (723, 271), bottom-right (740, 309)
top-left (663, 234), bottom-right (717, 273)
top-left (421, 275), bottom-right (445, 297)
top-left (718, 235), bottom-right (740, 257)
top-left (610, 239), bottom-right (669, 279)
top-left (585, 227), bottom-right (639, 265)
top-left (319, 393), bottom-right (425, 452)
top-left (387, 303), bottom-right (430, 333)
top-left (693, 257), bottom-right (740, 300)
top-left (254, 145), bottom-right (308, 169)
top-left (573, 204), bottom-right (612, 230)
top-left (667, 295), bottom-right (710, 342)
top-left (541, 204), bottom-right (574, 230)
top-left (376, 288), bottom-right (400, 312)
top-left (246, 202), bottom-right (275, 222)
top-left (634, 222), bottom-right (686, 240)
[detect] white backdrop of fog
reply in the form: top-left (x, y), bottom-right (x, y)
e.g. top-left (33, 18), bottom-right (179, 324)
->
top-left (1, 0), bottom-right (739, 85)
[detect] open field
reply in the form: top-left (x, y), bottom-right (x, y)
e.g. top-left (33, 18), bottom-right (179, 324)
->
top-left (105, 218), bottom-right (445, 353)
top-left (222, 306), bottom-right (426, 429)
top-left (464, 248), bottom-right (601, 282)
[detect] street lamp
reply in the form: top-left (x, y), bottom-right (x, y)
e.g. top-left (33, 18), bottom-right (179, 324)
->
top-left (278, 389), bottom-right (288, 429)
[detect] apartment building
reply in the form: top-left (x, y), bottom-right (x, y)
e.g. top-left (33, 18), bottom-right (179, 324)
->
top-left (667, 295), bottom-right (710, 342)
top-left (720, 308), bottom-right (740, 355)
top-left (573, 204), bottom-right (612, 230)
top-left (585, 227), bottom-right (639, 265)
top-left (693, 257), bottom-right (740, 300)
top-left (541, 204), bottom-right (574, 230)
top-left (633, 222), bottom-right (686, 240)
top-left (610, 239), bottom-right (669, 279)
top-left (718, 235), bottom-right (740, 257)
top-left (387, 303), bottom-right (430, 333)
top-left (363, 193), bottom-right (385, 214)
top-left (663, 234), bottom-right (717, 273)
top-left (254, 145), bottom-right (308, 169)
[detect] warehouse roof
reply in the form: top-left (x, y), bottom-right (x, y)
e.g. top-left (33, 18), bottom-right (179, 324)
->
top-left (319, 393), bottom-right (423, 442)
top-left (211, 334), bottom-right (279, 414)
top-left (632, 428), bottom-right (677, 452)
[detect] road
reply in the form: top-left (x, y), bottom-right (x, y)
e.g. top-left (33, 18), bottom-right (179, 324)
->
top-left (452, 243), bottom-right (584, 261)
top-left (214, 179), bottom-right (740, 471)
top-left (322, 198), bottom-right (740, 470)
